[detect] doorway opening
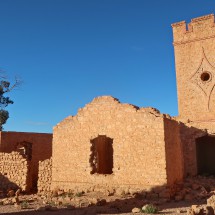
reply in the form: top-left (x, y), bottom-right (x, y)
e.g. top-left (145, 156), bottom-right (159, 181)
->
top-left (196, 135), bottom-right (215, 176)
top-left (16, 141), bottom-right (32, 160)
top-left (90, 135), bottom-right (113, 174)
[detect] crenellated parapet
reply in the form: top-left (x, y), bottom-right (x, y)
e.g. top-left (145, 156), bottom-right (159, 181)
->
top-left (172, 14), bottom-right (215, 45)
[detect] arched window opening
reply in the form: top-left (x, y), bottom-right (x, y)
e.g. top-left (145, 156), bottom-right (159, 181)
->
top-left (90, 135), bottom-right (113, 174)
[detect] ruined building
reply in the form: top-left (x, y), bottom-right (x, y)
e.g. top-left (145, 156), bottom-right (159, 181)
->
top-left (1, 14), bottom-right (215, 194)
top-left (0, 132), bottom-right (52, 191)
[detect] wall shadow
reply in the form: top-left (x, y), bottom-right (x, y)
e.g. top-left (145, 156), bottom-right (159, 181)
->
top-left (0, 173), bottom-right (19, 198)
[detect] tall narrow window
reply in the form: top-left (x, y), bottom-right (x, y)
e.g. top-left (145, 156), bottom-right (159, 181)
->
top-left (90, 135), bottom-right (113, 174)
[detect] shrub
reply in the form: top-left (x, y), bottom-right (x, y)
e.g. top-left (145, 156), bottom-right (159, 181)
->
top-left (47, 201), bottom-right (56, 206)
top-left (141, 204), bottom-right (158, 214)
top-left (21, 200), bottom-right (29, 209)
top-left (67, 192), bottom-right (73, 198)
top-left (75, 192), bottom-right (83, 197)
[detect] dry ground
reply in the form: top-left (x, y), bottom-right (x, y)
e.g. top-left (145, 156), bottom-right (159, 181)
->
top-left (1, 176), bottom-right (214, 214)
top-left (0, 192), bottom-right (206, 215)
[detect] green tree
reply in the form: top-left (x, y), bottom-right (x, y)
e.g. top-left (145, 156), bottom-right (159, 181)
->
top-left (0, 76), bottom-right (21, 130)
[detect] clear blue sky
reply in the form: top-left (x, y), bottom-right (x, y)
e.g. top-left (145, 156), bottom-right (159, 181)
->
top-left (0, 0), bottom-right (214, 133)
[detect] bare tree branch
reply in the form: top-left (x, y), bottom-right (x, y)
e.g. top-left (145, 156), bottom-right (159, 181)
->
top-left (5, 76), bottom-right (23, 92)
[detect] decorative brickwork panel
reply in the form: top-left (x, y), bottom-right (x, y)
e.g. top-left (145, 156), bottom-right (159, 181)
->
top-left (0, 152), bottom-right (30, 191)
top-left (172, 14), bottom-right (215, 121)
top-left (38, 158), bottom-right (52, 193)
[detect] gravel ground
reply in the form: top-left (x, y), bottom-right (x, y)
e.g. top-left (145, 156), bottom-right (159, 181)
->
top-left (0, 197), bottom-right (205, 215)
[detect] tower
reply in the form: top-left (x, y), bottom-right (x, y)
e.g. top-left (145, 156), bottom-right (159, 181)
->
top-left (172, 14), bottom-right (215, 121)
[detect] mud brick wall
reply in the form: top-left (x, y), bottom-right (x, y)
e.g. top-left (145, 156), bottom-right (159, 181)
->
top-left (164, 118), bottom-right (184, 185)
top-left (172, 14), bottom-right (215, 121)
top-left (177, 121), bottom-right (215, 177)
top-left (0, 132), bottom-right (52, 190)
top-left (38, 158), bottom-right (52, 193)
top-left (51, 96), bottom-right (178, 193)
top-left (0, 152), bottom-right (30, 191)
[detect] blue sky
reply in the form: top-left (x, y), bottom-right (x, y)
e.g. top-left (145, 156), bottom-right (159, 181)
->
top-left (0, 0), bottom-right (214, 133)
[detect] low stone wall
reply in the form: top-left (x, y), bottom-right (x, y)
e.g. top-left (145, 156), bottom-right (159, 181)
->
top-left (38, 158), bottom-right (52, 193)
top-left (0, 151), bottom-right (30, 191)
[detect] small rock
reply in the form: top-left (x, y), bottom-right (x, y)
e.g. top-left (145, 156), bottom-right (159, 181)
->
top-left (7, 190), bottom-right (15, 197)
top-left (89, 197), bottom-right (98, 205)
top-left (79, 200), bottom-right (90, 208)
top-left (132, 207), bottom-right (141, 213)
top-left (96, 199), bottom-right (106, 206)
top-left (14, 203), bottom-right (21, 209)
top-left (106, 188), bottom-right (115, 196)
top-left (57, 190), bottom-right (64, 196)
top-left (36, 206), bottom-right (46, 211)
top-left (2, 198), bottom-right (11, 205)
top-left (176, 209), bottom-right (185, 213)
top-left (12, 197), bottom-right (19, 204)
top-left (187, 208), bottom-right (194, 215)
top-left (190, 205), bottom-right (204, 215)
top-left (205, 206), bottom-right (214, 215)
top-left (15, 189), bottom-right (21, 197)
top-left (207, 195), bottom-right (215, 206)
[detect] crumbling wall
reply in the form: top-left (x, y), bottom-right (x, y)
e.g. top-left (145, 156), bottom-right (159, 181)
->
top-left (52, 96), bottom-right (169, 193)
top-left (0, 152), bottom-right (30, 191)
top-left (0, 131), bottom-right (52, 190)
top-left (38, 158), bottom-right (52, 193)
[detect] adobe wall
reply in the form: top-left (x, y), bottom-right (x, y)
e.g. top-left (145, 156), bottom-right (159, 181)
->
top-left (172, 14), bottom-right (215, 121)
top-left (0, 132), bottom-right (52, 190)
top-left (0, 152), bottom-right (30, 191)
top-left (164, 118), bottom-right (184, 185)
top-left (38, 158), bottom-right (52, 194)
top-left (178, 120), bottom-right (215, 177)
top-left (51, 96), bottom-right (176, 193)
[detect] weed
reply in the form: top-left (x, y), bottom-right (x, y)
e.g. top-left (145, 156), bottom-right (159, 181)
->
top-left (63, 202), bottom-right (70, 207)
top-left (47, 201), bottom-right (56, 206)
top-left (21, 200), bottom-right (29, 209)
top-left (141, 204), bottom-right (158, 214)
top-left (60, 193), bottom-right (67, 198)
top-left (75, 192), bottom-right (83, 197)
top-left (67, 192), bottom-right (74, 198)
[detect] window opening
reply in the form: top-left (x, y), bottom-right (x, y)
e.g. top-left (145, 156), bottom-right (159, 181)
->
top-left (90, 135), bottom-right (113, 174)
